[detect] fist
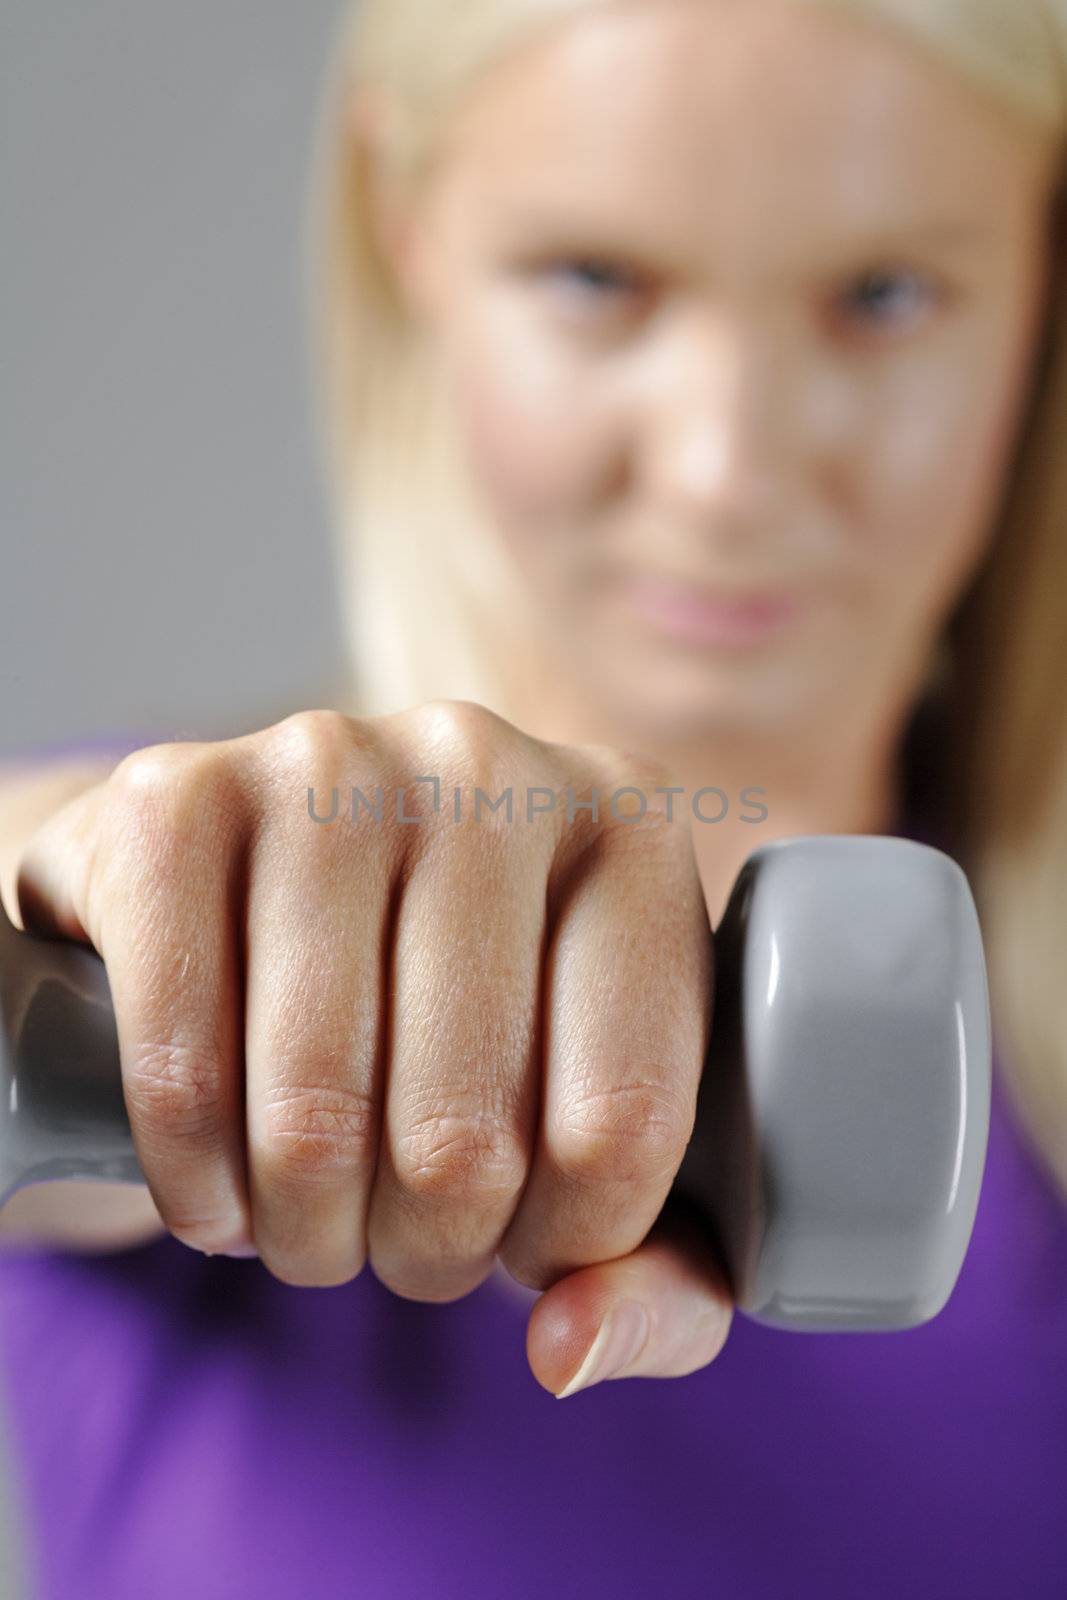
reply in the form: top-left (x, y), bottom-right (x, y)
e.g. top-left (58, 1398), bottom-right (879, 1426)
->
top-left (14, 702), bottom-right (733, 1394)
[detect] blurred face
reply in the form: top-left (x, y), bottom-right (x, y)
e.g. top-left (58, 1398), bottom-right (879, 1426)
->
top-left (379, 0), bottom-right (1058, 745)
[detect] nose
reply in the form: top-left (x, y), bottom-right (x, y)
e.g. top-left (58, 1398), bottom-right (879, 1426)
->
top-left (637, 314), bottom-right (794, 539)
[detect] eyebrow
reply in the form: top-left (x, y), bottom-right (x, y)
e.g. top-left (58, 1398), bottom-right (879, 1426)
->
top-left (862, 218), bottom-right (1000, 252)
top-left (490, 204), bottom-right (1000, 253)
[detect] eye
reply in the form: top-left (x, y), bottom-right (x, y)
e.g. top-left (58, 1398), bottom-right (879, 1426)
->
top-left (550, 257), bottom-right (641, 296)
top-left (535, 255), bottom-right (652, 325)
top-left (833, 267), bottom-right (943, 336)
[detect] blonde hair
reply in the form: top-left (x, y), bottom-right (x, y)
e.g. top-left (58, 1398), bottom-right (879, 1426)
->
top-left (306, 0), bottom-right (1067, 1198)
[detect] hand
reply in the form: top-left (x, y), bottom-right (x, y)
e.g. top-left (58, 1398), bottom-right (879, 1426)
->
top-left (12, 702), bottom-right (733, 1394)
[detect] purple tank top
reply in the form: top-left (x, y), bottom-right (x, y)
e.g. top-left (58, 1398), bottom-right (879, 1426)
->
top-left (0, 737), bottom-right (1065, 1597)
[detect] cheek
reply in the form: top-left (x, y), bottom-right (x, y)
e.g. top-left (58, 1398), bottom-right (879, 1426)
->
top-left (857, 338), bottom-right (1035, 624)
top-left (440, 295), bottom-right (620, 538)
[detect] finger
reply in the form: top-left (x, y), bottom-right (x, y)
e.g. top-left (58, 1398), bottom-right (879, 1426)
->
top-left (498, 791), bottom-right (714, 1289)
top-left (56, 745), bottom-right (254, 1256)
top-left (524, 1194), bottom-right (734, 1398)
top-left (366, 818), bottom-right (545, 1303)
top-left (10, 772), bottom-right (114, 942)
top-left (242, 787), bottom-right (395, 1289)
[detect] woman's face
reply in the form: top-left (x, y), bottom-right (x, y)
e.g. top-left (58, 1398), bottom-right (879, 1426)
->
top-left (381, 0), bottom-right (1059, 744)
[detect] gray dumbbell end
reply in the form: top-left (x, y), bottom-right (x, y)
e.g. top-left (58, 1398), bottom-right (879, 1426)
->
top-left (673, 834), bottom-right (992, 1333)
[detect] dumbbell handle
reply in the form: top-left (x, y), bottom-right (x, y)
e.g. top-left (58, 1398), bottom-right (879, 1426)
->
top-left (0, 835), bottom-right (992, 1332)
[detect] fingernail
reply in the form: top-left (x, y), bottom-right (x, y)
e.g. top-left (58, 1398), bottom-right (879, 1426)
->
top-left (180, 1218), bottom-right (257, 1258)
top-left (215, 1222), bottom-right (258, 1258)
top-left (554, 1299), bottom-right (650, 1399)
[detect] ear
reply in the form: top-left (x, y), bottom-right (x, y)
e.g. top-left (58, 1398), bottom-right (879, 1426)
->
top-left (349, 87), bottom-right (442, 321)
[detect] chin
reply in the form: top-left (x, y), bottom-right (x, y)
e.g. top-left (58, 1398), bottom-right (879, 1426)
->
top-left (595, 652), bottom-right (805, 743)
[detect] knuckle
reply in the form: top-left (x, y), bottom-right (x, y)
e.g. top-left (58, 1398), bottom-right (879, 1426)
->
top-left (596, 750), bottom-right (684, 834)
top-left (392, 1113), bottom-right (527, 1204)
top-left (257, 1082), bottom-right (378, 1182)
top-left (543, 744), bottom-right (684, 862)
top-left (110, 741), bottom-right (219, 803)
top-left (105, 749), bottom-right (184, 844)
top-left (252, 710), bottom-right (390, 851)
top-left (125, 1040), bottom-right (229, 1153)
top-left (103, 744), bottom-right (246, 867)
top-left (397, 701), bottom-right (566, 849)
top-left (110, 742), bottom-right (187, 797)
top-left (404, 699), bottom-right (514, 787)
top-left (551, 1078), bottom-right (693, 1187)
top-left (261, 708), bottom-right (359, 778)
top-left (409, 697), bottom-right (498, 745)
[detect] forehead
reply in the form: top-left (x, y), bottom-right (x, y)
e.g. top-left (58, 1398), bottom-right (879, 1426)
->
top-left (431, 0), bottom-right (1051, 270)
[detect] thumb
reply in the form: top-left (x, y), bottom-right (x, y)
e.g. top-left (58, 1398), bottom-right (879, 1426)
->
top-left (524, 1194), bottom-right (734, 1399)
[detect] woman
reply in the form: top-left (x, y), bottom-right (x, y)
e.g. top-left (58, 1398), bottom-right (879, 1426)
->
top-left (0, 1), bottom-right (1064, 1596)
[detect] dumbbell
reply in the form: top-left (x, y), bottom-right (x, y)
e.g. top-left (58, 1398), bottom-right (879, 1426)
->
top-left (0, 834), bottom-right (990, 1332)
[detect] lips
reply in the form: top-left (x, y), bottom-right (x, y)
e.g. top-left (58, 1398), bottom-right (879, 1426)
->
top-left (616, 568), bottom-right (802, 647)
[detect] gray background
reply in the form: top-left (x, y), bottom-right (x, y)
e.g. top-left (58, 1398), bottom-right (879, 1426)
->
top-left (1, 3), bottom-right (350, 1592)
top-left (1, 0), bottom-right (349, 764)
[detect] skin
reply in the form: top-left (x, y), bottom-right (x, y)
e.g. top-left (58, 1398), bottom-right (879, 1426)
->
top-left (364, 0), bottom-right (1060, 1386)
top-left (380, 0), bottom-right (1059, 922)
top-left (1, 1), bottom-right (1059, 1407)
top-left (4, 708), bottom-right (728, 1400)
